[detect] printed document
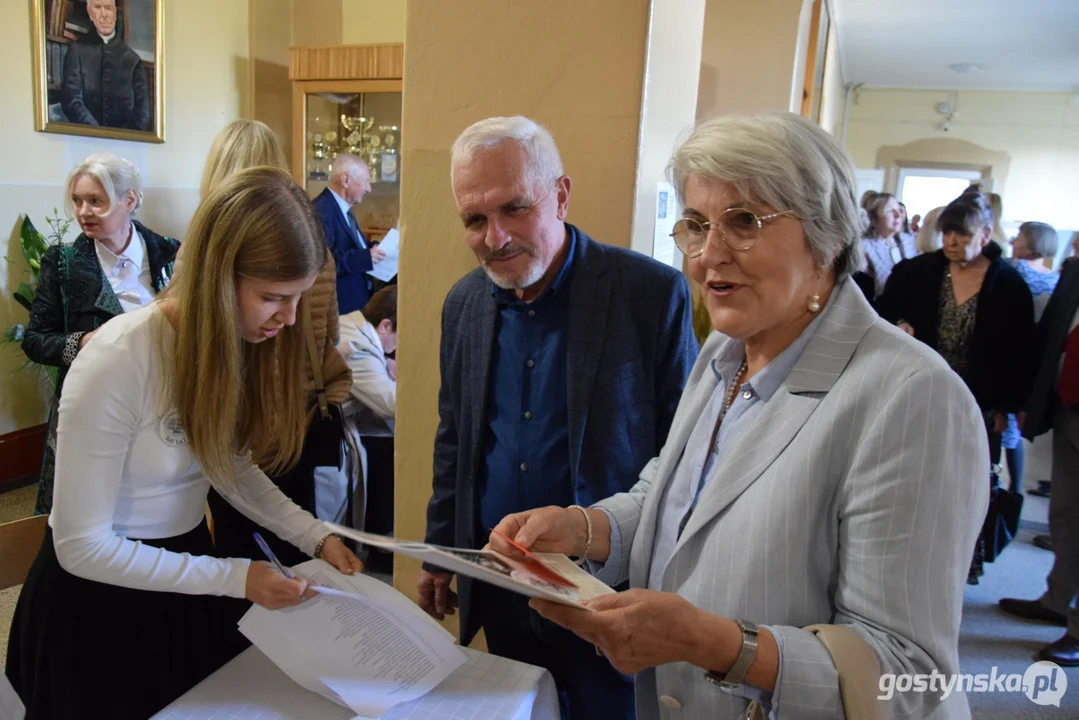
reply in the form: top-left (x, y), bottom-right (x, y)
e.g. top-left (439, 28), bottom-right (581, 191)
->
top-left (239, 560), bottom-right (465, 718)
top-left (325, 525), bottom-right (616, 608)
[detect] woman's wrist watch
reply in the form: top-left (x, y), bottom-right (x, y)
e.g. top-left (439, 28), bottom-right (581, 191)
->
top-left (704, 619), bottom-right (759, 690)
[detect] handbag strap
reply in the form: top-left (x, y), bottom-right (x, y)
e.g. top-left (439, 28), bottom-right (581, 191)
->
top-left (804, 624), bottom-right (884, 720)
top-left (301, 298), bottom-right (331, 420)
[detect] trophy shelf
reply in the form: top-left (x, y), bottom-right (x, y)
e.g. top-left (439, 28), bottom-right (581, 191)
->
top-left (290, 44), bottom-right (403, 243)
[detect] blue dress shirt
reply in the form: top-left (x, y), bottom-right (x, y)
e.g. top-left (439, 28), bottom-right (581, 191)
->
top-left (478, 229), bottom-right (578, 537)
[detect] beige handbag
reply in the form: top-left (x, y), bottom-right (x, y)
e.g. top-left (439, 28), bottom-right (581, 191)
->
top-left (747, 624), bottom-right (884, 720)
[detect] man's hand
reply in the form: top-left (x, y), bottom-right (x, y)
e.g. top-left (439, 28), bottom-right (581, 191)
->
top-left (79, 328), bottom-right (99, 349)
top-left (371, 247), bottom-right (388, 263)
top-left (385, 357), bottom-right (397, 381)
top-left (417, 570), bottom-right (457, 620)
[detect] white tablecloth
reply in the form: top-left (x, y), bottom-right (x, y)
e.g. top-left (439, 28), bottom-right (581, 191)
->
top-left (154, 645), bottom-right (560, 720)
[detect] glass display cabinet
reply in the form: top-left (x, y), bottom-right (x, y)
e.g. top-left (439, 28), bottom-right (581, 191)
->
top-left (290, 45), bottom-right (403, 243)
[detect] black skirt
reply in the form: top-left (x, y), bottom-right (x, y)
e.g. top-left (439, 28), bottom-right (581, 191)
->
top-left (5, 521), bottom-right (251, 720)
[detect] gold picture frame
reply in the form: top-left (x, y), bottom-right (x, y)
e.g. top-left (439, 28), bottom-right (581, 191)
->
top-left (30, 0), bottom-right (165, 143)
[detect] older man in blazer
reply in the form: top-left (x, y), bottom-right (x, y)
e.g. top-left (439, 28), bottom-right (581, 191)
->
top-left (312, 154), bottom-right (387, 314)
top-left (1001, 257), bottom-right (1079, 665)
top-left (418, 116), bottom-right (698, 719)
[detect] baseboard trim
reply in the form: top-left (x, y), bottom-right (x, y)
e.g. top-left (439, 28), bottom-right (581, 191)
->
top-left (0, 424), bottom-right (46, 492)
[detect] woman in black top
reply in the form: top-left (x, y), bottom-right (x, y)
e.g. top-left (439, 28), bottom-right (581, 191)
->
top-left (877, 192), bottom-right (1035, 582)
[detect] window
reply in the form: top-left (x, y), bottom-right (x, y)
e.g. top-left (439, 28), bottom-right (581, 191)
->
top-left (896, 167), bottom-right (984, 223)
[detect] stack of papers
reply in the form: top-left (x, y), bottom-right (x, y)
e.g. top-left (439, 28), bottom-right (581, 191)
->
top-left (239, 560), bottom-right (466, 718)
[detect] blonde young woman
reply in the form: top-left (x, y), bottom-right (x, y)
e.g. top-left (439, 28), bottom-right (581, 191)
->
top-left (6, 168), bottom-right (364, 720)
top-left (196, 119), bottom-right (354, 567)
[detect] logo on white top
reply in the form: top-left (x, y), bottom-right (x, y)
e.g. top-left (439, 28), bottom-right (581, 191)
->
top-left (159, 408), bottom-right (187, 447)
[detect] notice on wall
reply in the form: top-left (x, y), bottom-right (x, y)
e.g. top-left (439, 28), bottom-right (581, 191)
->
top-left (652, 182), bottom-right (679, 270)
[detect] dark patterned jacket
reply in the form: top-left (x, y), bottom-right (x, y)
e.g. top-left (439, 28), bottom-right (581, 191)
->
top-left (22, 221), bottom-right (179, 392)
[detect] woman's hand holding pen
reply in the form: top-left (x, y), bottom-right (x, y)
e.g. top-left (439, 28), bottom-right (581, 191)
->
top-left (245, 561), bottom-right (312, 609)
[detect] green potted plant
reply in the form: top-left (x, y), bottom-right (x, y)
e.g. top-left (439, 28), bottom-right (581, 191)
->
top-left (3, 211), bottom-right (73, 388)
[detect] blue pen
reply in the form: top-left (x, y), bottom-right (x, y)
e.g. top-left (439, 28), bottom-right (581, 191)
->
top-left (253, 531), bottom-right (296, 579)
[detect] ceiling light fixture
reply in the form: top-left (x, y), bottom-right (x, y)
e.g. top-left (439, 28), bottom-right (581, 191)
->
top-left (949, 63), bottom-right (982, 74)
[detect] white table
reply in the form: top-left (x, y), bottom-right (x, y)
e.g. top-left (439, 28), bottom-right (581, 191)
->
top-left (154, 645), bottom-right (560, 720)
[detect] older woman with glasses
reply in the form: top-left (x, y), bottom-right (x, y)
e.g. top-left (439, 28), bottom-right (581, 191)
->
top-left (489, 112), bottom-right (988, 719)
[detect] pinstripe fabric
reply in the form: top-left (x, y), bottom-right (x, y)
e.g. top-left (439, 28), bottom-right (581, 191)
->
top-left (595, 278), bottom-right (989, 720)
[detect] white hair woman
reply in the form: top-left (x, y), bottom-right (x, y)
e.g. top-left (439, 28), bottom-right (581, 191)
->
top-left (21, 152), bottom-right (180, 515)
top-left (916, 205), bottom-right (946, 254)
top-left (490, 112), bottom-right (988, 719)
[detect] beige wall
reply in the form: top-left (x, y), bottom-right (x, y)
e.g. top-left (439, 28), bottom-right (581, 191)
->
top-left (293, 0), bottom-right (342, 46)
top-left (395, 0), bottom-right (653, 635)
top-left (697, 0), bottom-right (810, 120)
top-left (818, 21), bottom-right (844, 137)
top-left (250, 0), bottom-right (294, 164)
top-left (845, 89), bottom-right (1079, 230)
top-left (342, 0), bottom-right (405, 44)
top-left (0, 0), bottom-right (251, 434)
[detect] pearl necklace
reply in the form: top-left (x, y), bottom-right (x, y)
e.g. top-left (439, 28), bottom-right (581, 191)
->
top-left (708, 358), bottom-right (749, 451)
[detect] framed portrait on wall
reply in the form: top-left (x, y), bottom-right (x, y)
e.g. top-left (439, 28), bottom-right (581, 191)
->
top-left (30, 0), bottom-right (164, 143)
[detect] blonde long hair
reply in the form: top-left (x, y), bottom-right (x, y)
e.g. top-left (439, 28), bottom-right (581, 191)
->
top-left (200, 119), bottom-right (288, 199)
top-left (163, 167), bottom-right (326, 486)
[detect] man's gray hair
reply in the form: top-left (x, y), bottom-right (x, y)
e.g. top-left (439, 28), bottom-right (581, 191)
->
top-left (1019, 221), bottom-right (1058, 259)
top-left (668, 111), bottom-right (864, 279)
top-left (330, 153), bottom-right (368, 183)
top-left (65, 151), bottom-right (142, 218)
top-left (450, 116), bottom-right (563, 191)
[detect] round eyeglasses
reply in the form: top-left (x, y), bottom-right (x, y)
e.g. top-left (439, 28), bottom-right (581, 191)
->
top-left (670, 208), bottom-right (796, 257)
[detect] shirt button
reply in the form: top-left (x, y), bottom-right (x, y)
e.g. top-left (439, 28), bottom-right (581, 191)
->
top-left (520, 463), bottom-right (528, 472)
top-left (524, 411), bottom-right (533, 420)
top-left (526, 359), bottom-right (535, 368)
top-left (527, 310), bottom-right (536, 317)
top-left (742, 390), bottom-right (752, 400)
top-left (659, 695), bottom-right (682, 710)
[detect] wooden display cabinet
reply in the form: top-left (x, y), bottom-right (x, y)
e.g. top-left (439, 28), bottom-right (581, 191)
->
top-left (290, 44), bottom-right (403, 243)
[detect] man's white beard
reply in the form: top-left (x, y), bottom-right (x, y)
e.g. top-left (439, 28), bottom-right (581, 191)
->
top-left (483, 254), bottom-right (546, 291)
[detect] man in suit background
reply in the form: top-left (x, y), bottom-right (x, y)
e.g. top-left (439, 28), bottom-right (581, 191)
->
top-left (417, 116), bottom-right (699, 719)
top-left (312, 154), bottom-right (386, 314)
top-left (62, 0), bottom-right (150, 130)
top-left (1001, 257), bottom-right (1079, 665)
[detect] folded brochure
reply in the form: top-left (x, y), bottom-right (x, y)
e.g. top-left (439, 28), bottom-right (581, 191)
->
top-left (324, 524), bottom-right (615, 608)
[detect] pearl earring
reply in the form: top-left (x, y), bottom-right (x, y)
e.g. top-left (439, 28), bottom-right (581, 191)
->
top-left (808, 293), bottom-right (821, 313)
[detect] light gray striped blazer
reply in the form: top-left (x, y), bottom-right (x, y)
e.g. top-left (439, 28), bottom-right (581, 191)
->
top-left (595, 278), bottom-right (989, 720)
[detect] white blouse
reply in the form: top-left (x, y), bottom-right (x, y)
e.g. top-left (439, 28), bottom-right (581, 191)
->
top-left (49, 303), bottom-right (327, 599)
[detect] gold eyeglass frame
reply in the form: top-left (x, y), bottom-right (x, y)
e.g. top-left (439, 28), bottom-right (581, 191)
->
top-left (671, 209), bottom-right (795, 257)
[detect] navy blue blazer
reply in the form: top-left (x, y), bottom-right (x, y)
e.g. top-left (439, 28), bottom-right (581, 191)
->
top-left (1025, 258), bottom-right (1079, 439)
top-left (312, 188), bottom-right (373, 314)
top-left (424, 224), bottom-right (699, 644)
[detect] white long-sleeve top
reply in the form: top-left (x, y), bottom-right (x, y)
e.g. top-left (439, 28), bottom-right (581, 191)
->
top-left (337, 310), bottom-right (395, 435)
top-left (49, 303), bottom-right (328, 599)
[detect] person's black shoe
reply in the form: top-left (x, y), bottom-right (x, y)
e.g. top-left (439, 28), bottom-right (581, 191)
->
top-left (1038, 634), bottom-right (1079, 666)
top-left (1034, 534), bottom-right (1053, 551)
top-left (1029, 481), bottom-right (1052, 498)
top-left (967, 570), bottom-right (980, 585)
top-left (1000, 598), bottom-right (1067, 625)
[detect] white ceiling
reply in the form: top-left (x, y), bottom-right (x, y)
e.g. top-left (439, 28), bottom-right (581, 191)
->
top-left (830, 0), bottom-right (1079, 91)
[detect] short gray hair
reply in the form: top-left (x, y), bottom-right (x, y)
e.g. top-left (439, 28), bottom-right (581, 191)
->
top-left (65, 151), bottom-right (142, 218)
top-left (329, 153), bottom-right (368, 183)
top-left (668, 112), bottom-right (864, 280)
top-left (1019, 221), bottom-right (1058, 259)
top-left (450, 116), bottom-right (563, 191)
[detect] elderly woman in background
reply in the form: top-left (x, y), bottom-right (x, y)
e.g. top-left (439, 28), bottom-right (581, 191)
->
top-left (491, 112), bottom-right (988, 719)
top-left (197, 119), bottom-right (354, 567)
top-left (22, 152), bottom-right (179, 515)
top-left (878, 192), bottom-right (1035, 583)
top-left (1001, 221), bottom-right (1061, 494)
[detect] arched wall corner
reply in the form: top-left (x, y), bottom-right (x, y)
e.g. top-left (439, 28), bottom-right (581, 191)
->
top-left (876, 138), bottom-right (1011, 195)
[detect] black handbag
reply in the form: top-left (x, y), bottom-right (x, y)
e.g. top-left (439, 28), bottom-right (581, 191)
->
top-left (982, 481), bottom-right (1024, 563)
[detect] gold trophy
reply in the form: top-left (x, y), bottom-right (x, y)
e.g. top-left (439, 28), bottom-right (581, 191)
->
top-left (309, 132), bottom-right (328, 179)
top-left (340, 114), bottom-right (374, 155)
